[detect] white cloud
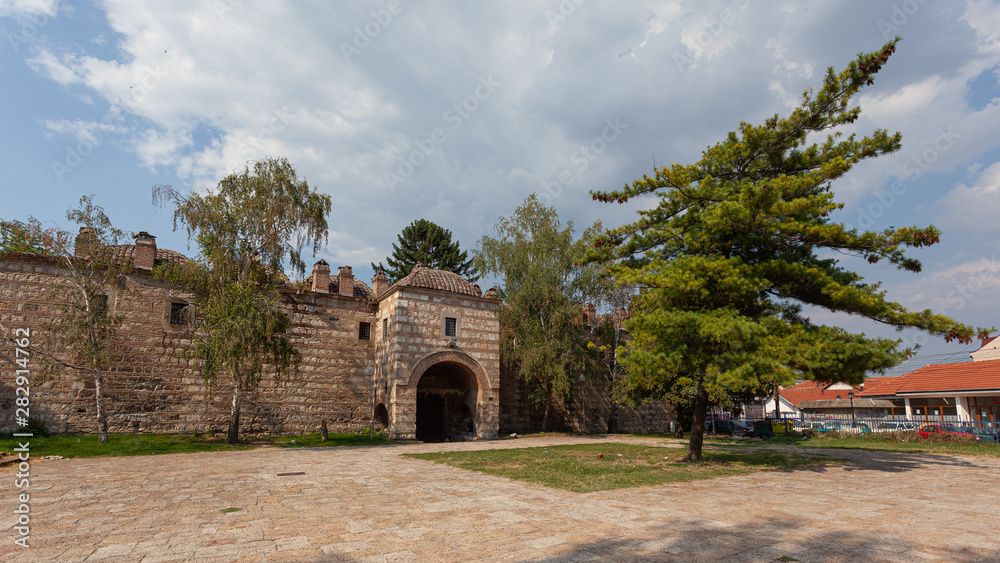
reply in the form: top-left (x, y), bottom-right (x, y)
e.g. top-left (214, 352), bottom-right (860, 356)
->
top-left (0, 0), bottom-right (58, 17)
top-left (891, 254), bottom-right (1000, 322)
top-left (42, 118), bottom-right (126, 144)
top-left (12, 0), bottom-right (1000, 287)
top-left (937, 160), bottom-right (1000, 236)
top-left (26, 50), bottom-right (81, 85)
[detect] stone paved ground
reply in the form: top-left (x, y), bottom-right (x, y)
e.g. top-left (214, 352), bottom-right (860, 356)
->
top-left (2, 435), bottom-right (999, 562)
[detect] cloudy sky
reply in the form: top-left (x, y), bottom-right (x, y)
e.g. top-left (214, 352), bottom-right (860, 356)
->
top-left (2, 0), bottom-right (999, 368)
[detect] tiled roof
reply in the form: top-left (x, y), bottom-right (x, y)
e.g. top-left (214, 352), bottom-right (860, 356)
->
top-left (891, 359), bottom-right (1000, 394)
top-left (979, 336), bottom-right (998, 349)
top-left (856, 375), bottom-right (907, 397)
top-left (390, 265), bottom-right (482, 297)
top-left (339, 278), bottom-right (374, 299)
top-left (798, 399), bottom-right (894, 409)
top-left (110, 245), bottom-right (188, 265)
top-left (303, 275), bottom-right (374, 299)
top-left (777, 381), bottom-right (860, 407)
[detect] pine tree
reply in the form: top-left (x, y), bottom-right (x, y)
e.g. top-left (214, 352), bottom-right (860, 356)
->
top-left (591, 39), bottom-right (988, 461)
top-left (373, 219), bottom-right (477, 283)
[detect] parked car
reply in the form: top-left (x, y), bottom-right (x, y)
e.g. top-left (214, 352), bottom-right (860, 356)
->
top-left (709, 419), bottom-right (754, 436)
top-left (824, 421), bottom-right (871, 434)
top-left (873, 422), bottom-right (919, 433)
top-left (964, 426), bottom-right (999, 443)
top-left (800, 421), bottom-right (833, 432)
top-left (917, 424), bottom-right (980, 441)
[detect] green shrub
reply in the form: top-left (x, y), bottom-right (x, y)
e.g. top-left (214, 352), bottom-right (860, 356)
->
top-left (23, 417), bottom-right (50, 437)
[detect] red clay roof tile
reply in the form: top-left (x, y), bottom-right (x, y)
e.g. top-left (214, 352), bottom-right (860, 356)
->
top-left (890, 359), bottom-right (1000, 394)
top-left (390, 265), bottom-right (482, 297)
top-left (777, 381), bottom-right (860, 407)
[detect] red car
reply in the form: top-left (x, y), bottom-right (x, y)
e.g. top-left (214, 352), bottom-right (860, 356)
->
top-left (917, 424), bottom-right (980, 441)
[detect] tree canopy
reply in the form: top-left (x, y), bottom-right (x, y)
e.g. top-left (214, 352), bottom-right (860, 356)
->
top-left (591, 39), bottom-right (988, 460)
top-left (373, 218), bottom-right (477, 283)
top-left (153, 157), bottom-right (332, 443)
top-left (474, 195), bottom-right (603, 428)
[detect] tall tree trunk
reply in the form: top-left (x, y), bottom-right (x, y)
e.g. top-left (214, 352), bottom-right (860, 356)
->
top-left (606, 400), bottom-right (617, 434)
top-left (542, 399), bottom-right (551, 432)
top-left (227, 380), bottom-right (242, 444)
top-left (773, 380), bottom-right (781, 419)
top-left (686, 376), bottom-right (709, 462)
top-left (94, 369), bottom-right (109, 443)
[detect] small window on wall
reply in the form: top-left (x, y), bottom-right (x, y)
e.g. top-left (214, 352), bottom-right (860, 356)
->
top-left (93, 294), bottom-right (109, 318)
top-left (359, 322), bottom-right (371, 341)
top-left (170, 302), bottom-right (191, 325)
top-left (382, 318), bottom-right (389, 341)
top-left (445, 317), bottom-right (457, 337)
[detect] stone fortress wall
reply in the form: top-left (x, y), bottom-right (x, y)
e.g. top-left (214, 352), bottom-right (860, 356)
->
top-left (0, 230), bottom-right (674, 439)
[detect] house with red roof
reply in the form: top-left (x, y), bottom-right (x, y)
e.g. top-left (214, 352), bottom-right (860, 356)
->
top-left (859, 359), bottom-right (1000, 422)
top-left (744, 380), bottom-right (887, 418)
top-left (971, 336), bottom-right (1000, 362)
top-left (764, 380), bottom-right (894, 418)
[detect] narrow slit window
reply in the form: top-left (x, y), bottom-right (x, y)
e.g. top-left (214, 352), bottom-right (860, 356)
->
top-left (359, 322), bottom-right (371, 341)
top-left (445, 317), bottom-right (457, 337)
top-left (382, 318), bottom-right (389, 341)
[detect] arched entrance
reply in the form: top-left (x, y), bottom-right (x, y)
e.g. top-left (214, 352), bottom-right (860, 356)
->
top-left (415, 361), bottom-right (478, 442)
top-left (373, 403), bottom-right (389, 431)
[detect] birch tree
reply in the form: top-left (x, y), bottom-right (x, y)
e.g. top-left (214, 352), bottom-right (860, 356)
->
top-left (153, 157), bottom-right (332, 443)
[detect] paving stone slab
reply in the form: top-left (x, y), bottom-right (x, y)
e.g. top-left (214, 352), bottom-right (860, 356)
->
top-left (1, 436), bottom-right (1000, 561)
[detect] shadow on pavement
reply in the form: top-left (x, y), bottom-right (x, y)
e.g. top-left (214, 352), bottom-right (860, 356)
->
top-left (530, 514), bottom-right (999, 562)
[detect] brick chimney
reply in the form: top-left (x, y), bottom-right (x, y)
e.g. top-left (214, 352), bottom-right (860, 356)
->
top-left (337, 266), bottom-right (355, 297)
top-left (614, 307), bottom-right (630, 328)
top-left (583, 303), bottom-right (596, 326)
top-left (372, 269), bottom-right (388, 297)
top-left (74, 227), bottom-right (96, 259)
top-left (311, 260), bottom-right (331, 293)
top-left (133, 231), bottom-right (156, 271)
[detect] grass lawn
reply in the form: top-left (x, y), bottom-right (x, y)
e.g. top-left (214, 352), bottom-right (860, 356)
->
top-left (705, 434), bottom-right (1000, 457)
top-left (405, 443), bottom-right (841, 493)
top-left (793, 435), bottom-right (1000, 457)
top-left (0, 431), bottom-right (388, 460)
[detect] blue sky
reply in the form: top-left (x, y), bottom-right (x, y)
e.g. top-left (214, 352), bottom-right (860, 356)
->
top-left (2, 0), bottom-right (999, 369)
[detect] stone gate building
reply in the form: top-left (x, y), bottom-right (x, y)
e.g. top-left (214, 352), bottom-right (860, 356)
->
top-left (1, 229), bottom-right (673, 440)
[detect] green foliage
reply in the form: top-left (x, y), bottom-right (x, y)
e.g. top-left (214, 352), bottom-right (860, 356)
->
top-left (23, 417), bottom-right (50, 437)
top-left (153, 157), bottom-right (331, 444)
top-left (372, 218), bottom-right (477, 283)
top-left (1, 196), bottom-right (131, 443)
top-left (474, 195), bottom-right (603, 427)
top-left (0, 217), bottom-right (67, 257)
top-left (591, 40), bottom-right (988, 460)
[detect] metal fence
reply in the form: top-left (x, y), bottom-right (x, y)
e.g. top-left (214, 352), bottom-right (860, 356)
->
top-left (705, 414), bottom-right (1000, 443)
